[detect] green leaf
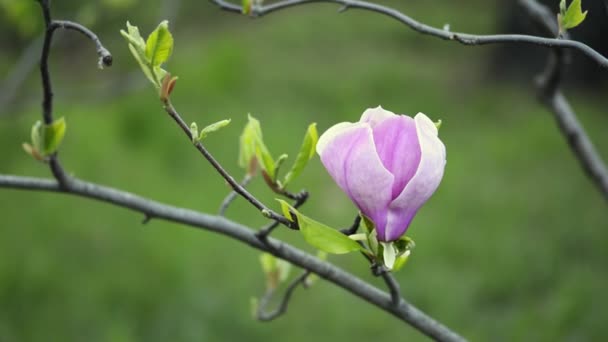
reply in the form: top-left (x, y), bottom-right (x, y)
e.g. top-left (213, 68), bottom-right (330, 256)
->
top-left (30, 120), bottom-right (43, 152)
top-left (127, 43), bottom-right (156, 86)
top-left (190, 122), bottom-right (199, 143)
top-left (245, 115), bottom-right (275, 179)
top-left (277, 200), bottom-right (364, 254)
top-left (198, 119), bottom-right (231, 140)
top-left (121, 22), bottom-right (157, 86)
top-left (273, 154), bottom-right (289, 182)
top-left (145, 20), bottom-right (173, 68)
top-left (359, 212), bottom-right (375, 233)
top-left (282, 123), bottom-right (318, 187)
top-left (367, 229), bottom-right (379, 256)
top-left (42, 117), bottom-right (66, 155)
top-left (121, 21), bottom-right (145, 48)
top-left (238, 114), bottom-right (274, 176)
top-left (559, 0), bottom-right (587, 31)
top-left (393, 250), bottom-right (411, 271)
top-left (242, 0), bottom-right (252, 14)
top-left (259, 253), bottom-right (291, 290)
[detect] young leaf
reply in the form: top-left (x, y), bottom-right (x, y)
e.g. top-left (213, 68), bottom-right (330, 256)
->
top-left (282, 123), bottom-right (318, 187)
top-left (145, 20), bottom-right (173, 68)
top-left (393, 250), bottom-right (411, 271)
top-left (238, 114), bottom-right (274, 176)
top-left (559, 0), bottom-right (587, 31)
top-left (128, 43), bottom-right (156, 86)
top-left (242, 0), bottom-right (252, 14)
top-left (246, 115), bottom-right (275, 179)
top-left (190, 122), bottom-right (199, 143)
top-left (238, 116), bottom-right (258, 171)
top-left (30, 120), bottom-right (43, 153)
top-left (198, 119), bottom-right (231, 140)
top-left (273, 154), bottom-right (289, 182)
top-left (42, 117), bottom-right (66, 155)
top-left (121, 22), bottom-right (157, 86)
top-left (22, 143), bottom-right (43, 161)
top-left (277, 200), bottom-right (364, 254)
top-left (259, 253), bottom-right (291, 290)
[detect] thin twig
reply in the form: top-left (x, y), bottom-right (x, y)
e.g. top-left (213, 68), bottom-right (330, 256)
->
top-left (371, 264), bottom-right (402, 306)
top-left (256, 190), bottom-right (309, 239)
top-left (218, 174), bottom-right (253, 216)
top-left (211, 0), bottom-right (608, 201)
top-left (209, 0), bottom-right (608, 69)
top-left (36, 0), bottom-right (112, 188)
top-left (340, 214), bottom-right (361, 235)
top-left (162, 101), bottom-right (295, 228)
top-left (519, 0), bottom-right (608, 201)
top-left (0, 173), bottom-right (466, 342)
top-left (52, 20), bottom-right (113, 68)
top-left (257, 270), bottom-right (312, 321)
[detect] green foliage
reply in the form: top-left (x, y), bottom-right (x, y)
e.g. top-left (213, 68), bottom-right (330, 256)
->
top-left (23, 117), bottom-right (66, 161)
top-left (558, 0), bottom-right (587, 32)
top-left (121, 20), bottom-right (174, 89)
top-left (42, 117), bottom-right (67, 156)
top-left (238, 114), bottom-right (274, 177)
top-left (198, 119), bottom-right (232, 140)
top-left (259, 253), bottom-right (291, 290)
top-left (278, 200), bottom-right (364, 254)
top-left (282, 123), bottom-right (318, 187)
top-left (145, 20), bottom-right (173, 68)
top-left (242, 0), bottom-right (252, 15)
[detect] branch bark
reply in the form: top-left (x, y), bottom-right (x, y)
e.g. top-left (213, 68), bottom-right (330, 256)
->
top-left (0, 173), bottom-right (466, 342)
top-left (209, 0), bottom-right (608, 201)
top-left (209, 0), bottom-right (608, 70)
top-left (518, 0), bottom-right (608, 201)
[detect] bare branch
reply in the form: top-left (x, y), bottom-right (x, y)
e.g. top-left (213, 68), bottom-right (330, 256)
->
top-left (257, 270), bottom-right (312, 321)
top-left (52, 20), bottom-right (113, 68)
top-left (219, 174), bottom-right (253, 216)
top-left (0, 173), bottom-right (466, 342)
top-left (256, 190), bottom-right (309, 239)
top-left (371, 264), bottom-right (402, 306)
top-left (209, 0), bottom-right (608, 70)
top-left (519, 0), bottom-right (608, 201)
top-left (340, 214), bottom-right (361, 235)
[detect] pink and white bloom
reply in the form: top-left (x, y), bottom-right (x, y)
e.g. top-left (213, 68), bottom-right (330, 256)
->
top-left (317, 106), bottom-right (446, 242)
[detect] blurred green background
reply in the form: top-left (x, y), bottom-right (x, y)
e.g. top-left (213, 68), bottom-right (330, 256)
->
top-left (1, 0), bottom-right (607, 341)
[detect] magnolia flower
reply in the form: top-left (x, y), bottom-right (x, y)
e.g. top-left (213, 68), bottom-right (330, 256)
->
top-left (317, 106), bottom-right (446, 242)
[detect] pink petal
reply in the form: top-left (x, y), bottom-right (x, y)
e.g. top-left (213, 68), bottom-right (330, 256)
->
top-left (360, 106), bottom-right (397, 128)
top-left (383, 113), bottom-right (446, 241)
top-left (371, 115), bottom-right (421, 199)
top-left (317, 122), bottom-right (394, 232)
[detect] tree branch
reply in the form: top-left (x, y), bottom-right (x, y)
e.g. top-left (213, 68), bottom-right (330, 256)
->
top-left (256, 190), bottom-right (309, 239)
top-left (209, 0), bottom-right (608, 70)
top-left (161, 101), bottom-right (295, 228)
top-left (256, 270), bottom-right (312, 321)
top-left (36, 0), bottom-right (113, 188)
top-left (218, 174), bottom-right (253, 216)
top-left (519, 0), bottom-right (608, 201)
top-left (0, 173), bottom-right (466, 342)
top-left (211, 0), bottom-right (608, 201)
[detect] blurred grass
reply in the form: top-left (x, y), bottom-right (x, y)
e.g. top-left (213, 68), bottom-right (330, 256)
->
top-left (1, 1), bottom-right (608, 341)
